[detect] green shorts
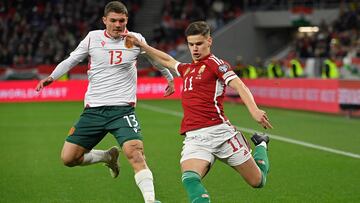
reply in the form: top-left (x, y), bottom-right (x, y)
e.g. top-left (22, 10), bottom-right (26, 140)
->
top-left (66, 106), bottom-right (142, 150)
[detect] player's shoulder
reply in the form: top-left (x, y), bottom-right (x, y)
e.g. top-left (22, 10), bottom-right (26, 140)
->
top-left (127, 31), bottom-right (145, 40)
top-left (178, 62), bottom-right (192, 69)
top-left (84, 30), bottom-right (107, 40)
top-left (88, 30), bottom-right (104, 36)
top-left (205, 54), bottom-right (226, 65)
top-left (204, 54), bottom-right (230, 68)
top-left (203, 54), bottom-right (232, 74)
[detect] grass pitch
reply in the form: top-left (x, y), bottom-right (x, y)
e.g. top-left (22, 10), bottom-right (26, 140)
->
top-left (0, 100), bottom-right (359, 203)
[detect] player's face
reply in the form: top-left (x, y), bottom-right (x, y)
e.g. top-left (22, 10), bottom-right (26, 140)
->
top-left (187, 34), bottom-right (212, 63)
top-left (103, 12), bottom-right (128, 39)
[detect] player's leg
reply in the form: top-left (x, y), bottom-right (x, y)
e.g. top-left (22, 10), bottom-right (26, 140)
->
top-left (180, 129), bottom-right (216, 203)
top-left (109, 106), bottom-right (159, 203)
top-left (181, 159), bottom-right (211, 203)
top-left (232, 157), bottom-right (264, 187)
top-left (61, 141), bottom-right (118, 170)
top-left (60, 141), bottom-right (88, 167)
top-left (61, 107), bottom-right (120, 177)
top-left (230, 133), bottom-right (270, 188)
top-left (122, 139), bottom-right (158, 203)
top-left (250, 133), bottom-right (270, 188)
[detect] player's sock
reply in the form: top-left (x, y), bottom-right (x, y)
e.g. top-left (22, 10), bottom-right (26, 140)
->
top-left (135, 169), bottom-right (156, 202)
top-left (81, 149), bottom-right (109, 165)
top-left (181, 171), bottom-right (210, 203)
top-left (253, 143), bottom-right (270, 188)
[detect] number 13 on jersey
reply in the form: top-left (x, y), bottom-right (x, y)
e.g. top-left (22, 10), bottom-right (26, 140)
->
top-left (109, 50), bottom-right (122, 65)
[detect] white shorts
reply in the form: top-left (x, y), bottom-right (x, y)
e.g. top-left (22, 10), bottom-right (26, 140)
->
top-left (180, 123), bottom-right (252, 166)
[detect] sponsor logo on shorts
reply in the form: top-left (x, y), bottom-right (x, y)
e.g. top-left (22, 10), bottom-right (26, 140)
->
top-left (257, 160), bottom-right (265, 165)
top-left (201, 194), bottom-right (209, 198)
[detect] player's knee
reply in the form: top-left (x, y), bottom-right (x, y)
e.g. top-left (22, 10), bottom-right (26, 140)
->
top-left (124, 145), bottom-right (145, 165)
top-left (123, 141), bottom-right (146, 169)
top-left (249, 172), bottom-right (263, 188)
top-left (251, 173), bottom-right (266, 188)
top-left (128, 150), bottom-right (145, 164)
top-left (61, 154), bottom-right (79, 167)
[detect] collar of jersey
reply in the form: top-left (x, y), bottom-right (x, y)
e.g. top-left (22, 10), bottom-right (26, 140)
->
top-left (104, 29), bottom-right (128, 40)
top-left (193, 53), bottom-right (212, 64)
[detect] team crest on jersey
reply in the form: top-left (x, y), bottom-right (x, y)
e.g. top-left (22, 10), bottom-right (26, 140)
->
top-left (218, 64), bottom-right (229, 73)
top-left (101, 41), bottom-right (106, 47)
top-left (198, 65), bottom-right (206, 74)
top-left (195, 65), bottom-right (206, 80)
top-left (184, 68), bottom-right (191, 76)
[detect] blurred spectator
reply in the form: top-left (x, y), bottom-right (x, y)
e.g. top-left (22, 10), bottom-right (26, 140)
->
top-left (321, 57), bottom-right (339, 78)
top-left (243, 64), bottom-right (258, 79)
top-left (233, 55), bottom-right (245, 77)
top-left (267, 59), bottom-right (284, 78)
top-left (289, 58), bottom-right (304, 78)
top-left (254, 56), bottom-right (266, 77)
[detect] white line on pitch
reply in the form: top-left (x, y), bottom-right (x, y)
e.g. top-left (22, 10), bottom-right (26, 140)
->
top-left (139, 103), bottom-right (360, 159)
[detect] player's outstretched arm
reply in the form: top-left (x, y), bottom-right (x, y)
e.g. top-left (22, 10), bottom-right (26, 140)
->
top-left (35, 76), bottom-right (54, 92)
top-left (164, 79), bottom-right (175, 97)
top-left (228, 77), bottom-right (273, 129)
top-left (35, 57), bottom-right (79, 92)
top-left (123, 33), bottom-right (179, 71)
top-left (143, 54), bottom-right (175, 97)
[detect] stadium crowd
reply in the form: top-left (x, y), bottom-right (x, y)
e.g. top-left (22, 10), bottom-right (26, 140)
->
top-left (294, 3), bottom-right (360, 59)
top-left (0, 0), bottom-right (359, 80)
top-left (232, 2), bottom-right (360, 80)
top-left (0, 0), bottom-right (142, 67)
top-left (152, 0), bottom-right (243, 55)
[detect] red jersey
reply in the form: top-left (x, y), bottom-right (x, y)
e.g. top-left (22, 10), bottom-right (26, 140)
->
top-left (176, 54), bottom-right (238, 134)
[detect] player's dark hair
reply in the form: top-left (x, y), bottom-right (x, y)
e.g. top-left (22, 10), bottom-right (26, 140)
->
top-left (185, 21), bottom-right (211, 37)
top-left (104, 1), bottom-right (128, 17)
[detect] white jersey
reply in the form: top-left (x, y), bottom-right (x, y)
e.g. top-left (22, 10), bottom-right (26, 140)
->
top-left (50, 30), bottom-right (152, 107)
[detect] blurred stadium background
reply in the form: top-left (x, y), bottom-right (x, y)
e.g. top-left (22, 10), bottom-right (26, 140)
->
top-left (0, 0), bottom-right (360, 202)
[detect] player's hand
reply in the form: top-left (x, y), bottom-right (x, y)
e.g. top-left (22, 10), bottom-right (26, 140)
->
top-left (35, 77), bottom-right (54, 92)
top-left (121, 33), bottom-right (141, 47)
top-left (164, 80), bottom-right (175, 97)
top-left (251, 109), bottom-right (273, 129)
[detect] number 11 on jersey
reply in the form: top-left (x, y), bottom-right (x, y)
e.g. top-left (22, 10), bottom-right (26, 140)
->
top-left (183, 76), bottom-right (193, 92)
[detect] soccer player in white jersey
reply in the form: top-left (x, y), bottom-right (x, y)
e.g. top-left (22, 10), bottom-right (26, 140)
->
top-left (124, 21), bottom-right (273, 202)
top-left (35, 1), bottom-right (171, 203)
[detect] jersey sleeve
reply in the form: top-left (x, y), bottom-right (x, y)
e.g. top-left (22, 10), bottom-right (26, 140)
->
top-left (208, 59), bottom-right (237, 85)
top-left (144, 54), bottom-right (174, 81)
top-left (69, 33), bottom-right (90, 62)
top-left (50, 33), bottom-right (90, 79)
top-left (175, 63), bottom-right (188, 77)
top-left (137, 33), bottom-right (147, 54)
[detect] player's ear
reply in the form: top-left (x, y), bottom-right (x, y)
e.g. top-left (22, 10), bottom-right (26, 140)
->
top-left (207, 37), bottom-right (212, 47)
top-left (102, 16), bottom-right (107, 25)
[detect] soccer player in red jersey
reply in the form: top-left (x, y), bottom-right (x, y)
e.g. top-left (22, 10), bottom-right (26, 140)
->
top-left (124, 21), bottom-right (273, 203)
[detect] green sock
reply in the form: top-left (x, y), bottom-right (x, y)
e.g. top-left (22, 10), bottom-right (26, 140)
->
top-left (253, 145), bottom-right (270, 188)
top-left (181, 171), bottom-right (210, 203)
